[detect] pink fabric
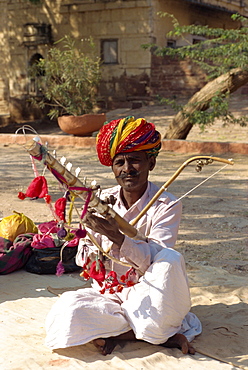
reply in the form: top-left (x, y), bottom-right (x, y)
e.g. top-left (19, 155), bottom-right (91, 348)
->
top-left (31, 234), bottom-right (55, 249)
top-left (38, 221), bottom-right (59, 235)
top-left (67, 237), bottom-right (80, 247)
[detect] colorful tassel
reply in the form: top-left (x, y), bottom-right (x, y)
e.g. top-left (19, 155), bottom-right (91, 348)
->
top-left (18, 176), bottom-right (49, 199)
top-left (56, 261), bottom-right (65, 276)
top-left (55, 197), bottom-right (67, 222)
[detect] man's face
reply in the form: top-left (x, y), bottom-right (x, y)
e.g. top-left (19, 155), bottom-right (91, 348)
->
top-left (112, 151), bottom-right (155, 193)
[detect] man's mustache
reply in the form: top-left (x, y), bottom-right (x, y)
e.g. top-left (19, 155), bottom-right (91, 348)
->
top-left (115, 170), bottom-right (141, 179)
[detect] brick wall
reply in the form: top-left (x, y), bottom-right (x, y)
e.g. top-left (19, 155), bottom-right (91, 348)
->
top-left (150, 54), bottom-right (248, 100)
top-left (150, 55), bottom-right (207, 99)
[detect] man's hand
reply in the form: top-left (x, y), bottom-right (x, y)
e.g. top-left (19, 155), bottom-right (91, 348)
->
top-left (84, 211), bottom-right (125, 247)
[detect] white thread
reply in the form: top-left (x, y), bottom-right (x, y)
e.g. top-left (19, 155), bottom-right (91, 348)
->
top-left (133, 163), bottom-right (229, 230)
top-left (164, 164), bottom-right (229, 212)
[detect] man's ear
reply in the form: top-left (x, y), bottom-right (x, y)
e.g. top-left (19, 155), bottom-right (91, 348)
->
top-left (149, 156), bottom-right (156, 171)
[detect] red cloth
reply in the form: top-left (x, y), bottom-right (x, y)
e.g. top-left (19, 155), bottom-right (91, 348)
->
top-left (55, 197), bottom-right (67, 222)
top-left (18, 176), bottom-right (48, 199)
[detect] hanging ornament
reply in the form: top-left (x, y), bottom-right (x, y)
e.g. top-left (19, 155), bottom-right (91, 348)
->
top-left (56, 261), bottom-right (65, 277)
top-left (55, 197), bottom-right (67, 222)
top-left (18, 175), bottom-right (49, 200)
top-left (57, 227), bottom-right (67, 239)
top-left (75, 224), bottom-right (87, 239)
top-left (89, 259), bottom-right (106, 286)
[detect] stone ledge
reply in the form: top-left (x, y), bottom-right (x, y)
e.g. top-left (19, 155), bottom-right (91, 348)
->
top-left (0, 134), bottom-right (247, 155)
top-left (161, 140), bottom-right (248, 155)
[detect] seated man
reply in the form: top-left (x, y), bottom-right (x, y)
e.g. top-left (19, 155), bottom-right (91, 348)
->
top-left (45, 116), bottom-right (202, 355)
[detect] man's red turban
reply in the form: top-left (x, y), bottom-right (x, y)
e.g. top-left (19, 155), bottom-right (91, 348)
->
top-left (96, 116), bottom-right (161, 166)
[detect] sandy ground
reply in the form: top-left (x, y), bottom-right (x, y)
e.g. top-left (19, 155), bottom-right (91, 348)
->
top-left (1, 147), bottom-right (248, 370)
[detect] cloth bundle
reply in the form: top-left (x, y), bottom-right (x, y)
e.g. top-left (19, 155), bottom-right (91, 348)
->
top-left (0, 234), bottom-right (34, 274)
top-left (0, 218), bottom-right (81, 275)
top-left (0, 211), bottom-right (38, 242)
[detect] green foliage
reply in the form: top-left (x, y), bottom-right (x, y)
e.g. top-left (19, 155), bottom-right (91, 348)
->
top-left (142, 13), bottom-right (248, 129)
top-left (186, 94), bottom-right (248, 129)
top-left (30, 36), bottom-right (101, 120)
top-left (158, 93), bottom-right (248, 129)
top-left (143, 13), bottom-right (248, 79)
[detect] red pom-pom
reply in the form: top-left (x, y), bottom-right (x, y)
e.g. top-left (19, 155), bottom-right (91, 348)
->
top-left (82, 257), bottom-right (91, 270)
top-left (26, 176), bottom-right (48, 198)
top-left (105, 271), bottom-right (119, 289)
top-left (18, 192), bottom-right (26, 200)
top-left (120, 275), bottom-right (126, 283)
top-left (126, 281), bottom-right (136, 287)
top-left (75, 228), bottom-right (87, 238)
top-left (55, 197), bottom-right (67, 222)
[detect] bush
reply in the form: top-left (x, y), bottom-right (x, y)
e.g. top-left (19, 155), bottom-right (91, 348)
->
top-left (31, 36), bottom-right (101, 120)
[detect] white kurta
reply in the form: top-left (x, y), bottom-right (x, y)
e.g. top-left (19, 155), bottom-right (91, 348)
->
top-left (45, 182), bottom-right (202, 349)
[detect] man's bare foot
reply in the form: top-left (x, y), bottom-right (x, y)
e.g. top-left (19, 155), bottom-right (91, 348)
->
top-left (93, 338), bottom-right (117, 356)
top-left (93, 330), bottom-right (136, 356)
top-left (93, 332), bottom-right (195, 356)
top-left (160, 333), bottom-right (195, 355)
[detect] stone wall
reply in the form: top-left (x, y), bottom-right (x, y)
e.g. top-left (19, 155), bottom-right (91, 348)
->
top-left (0, 0), bottom-right (10, 122)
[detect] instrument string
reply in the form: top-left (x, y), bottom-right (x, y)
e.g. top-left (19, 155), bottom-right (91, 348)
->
top-left (133, 163), bottom-right (229, 231)
top-left (164, 163), bottom-right (229, 212)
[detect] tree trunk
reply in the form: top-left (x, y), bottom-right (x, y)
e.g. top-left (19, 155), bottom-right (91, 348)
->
top-left (164, 68), bottom-right (248, 140)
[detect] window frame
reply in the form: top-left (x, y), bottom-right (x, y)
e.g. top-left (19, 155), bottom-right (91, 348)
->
top-left (100, 39), bottom-right (118, 65)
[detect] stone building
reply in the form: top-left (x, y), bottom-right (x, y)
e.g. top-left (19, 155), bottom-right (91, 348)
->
top-left (0, 0), bottom-right (247, 122)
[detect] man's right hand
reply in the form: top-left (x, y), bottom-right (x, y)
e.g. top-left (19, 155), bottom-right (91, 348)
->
top-left (84, 211), bottom-right (125, 248)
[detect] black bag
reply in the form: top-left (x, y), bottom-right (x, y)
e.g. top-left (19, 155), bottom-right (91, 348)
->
top-left (25, 245), bottom-right (81, 274)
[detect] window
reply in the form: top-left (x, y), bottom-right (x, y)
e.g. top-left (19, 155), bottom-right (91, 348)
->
top-left (192, 38), bottom-right (202, 44)
top-left (101, 39), bottom-right (118, 64)
top-left (167, 40), bottom-right (176, 48)
top-left (28, 53), bottom-right (44, 95)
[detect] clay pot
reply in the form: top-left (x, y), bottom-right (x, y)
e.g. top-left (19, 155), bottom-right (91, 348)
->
top-left (57, 113), bottom-right (106, 136)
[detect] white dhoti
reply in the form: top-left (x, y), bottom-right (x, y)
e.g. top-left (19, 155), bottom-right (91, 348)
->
top-left (45, 248), bottom-right (202, 349)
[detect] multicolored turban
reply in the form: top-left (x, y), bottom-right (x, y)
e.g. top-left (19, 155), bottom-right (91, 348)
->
top-left (96, 116), bottom-right (161, 166)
